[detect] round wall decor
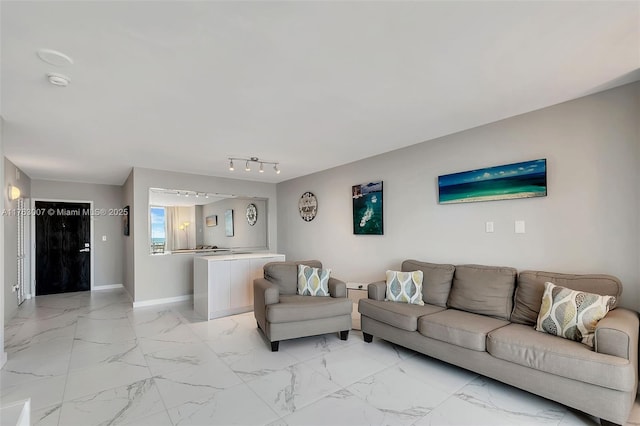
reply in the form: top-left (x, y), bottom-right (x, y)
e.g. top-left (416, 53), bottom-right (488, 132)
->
top-left (298, 192), bottom-right (317, 222)
top-left (246, 203), bottom-right (257, 226)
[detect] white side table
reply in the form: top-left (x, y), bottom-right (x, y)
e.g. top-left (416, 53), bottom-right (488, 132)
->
top-left (346, 283), bottom-right (368, 330)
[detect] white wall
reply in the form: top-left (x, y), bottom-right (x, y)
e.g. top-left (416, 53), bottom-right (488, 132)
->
top-left (131, 167), bottom-right (277, 303)
top-left (4, 158), bottom-right (31, 322)
top-left (277, 82), bottom-right (640, 311)
top-left (202, 198), bottom-right (268, 249)
top-left (30, 180), bottom-right (124, 289)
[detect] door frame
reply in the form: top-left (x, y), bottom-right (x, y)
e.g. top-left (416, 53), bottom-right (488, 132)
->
top-left (30, 198), bottom-right (95, 296)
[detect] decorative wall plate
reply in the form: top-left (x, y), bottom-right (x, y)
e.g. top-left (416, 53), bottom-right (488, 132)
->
top-left (246, 203), bottom-right (257, 226)
top-left (298, 192), bottom-right (317, 222)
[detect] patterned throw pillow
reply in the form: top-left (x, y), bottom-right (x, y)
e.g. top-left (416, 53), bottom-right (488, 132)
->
top-left (385, 270), bottom-right (424, 305)
top-left (535, 281), bottom-right (615, 348)
top-left (297, 264), bottom-right (331, 296)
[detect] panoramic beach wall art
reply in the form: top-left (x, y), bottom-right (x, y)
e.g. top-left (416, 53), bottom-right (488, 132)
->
top-left (438, 159), bottom-right (547, 204)
top-left (352, 181), bottom-right (383, 235)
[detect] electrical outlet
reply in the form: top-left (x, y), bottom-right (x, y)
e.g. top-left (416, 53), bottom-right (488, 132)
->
top-left (485, 221), bottom-right (494, 233)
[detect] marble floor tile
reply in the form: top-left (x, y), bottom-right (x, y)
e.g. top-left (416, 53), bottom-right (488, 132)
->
top-left (394, 354), bottom-right (478, 394)
top-left (305, 344), bottom-right (389, 388)
top-left (167, 383), bottom-right (279, 426)
top-left (68, 338), bottom-right (146, 372)
top-left (31, 403), bottom-right (62, 426)
top-left (1, 374), bottom-right (66, 411)
top-left (74, 317), bottom-right (137, 344)
top-left (452, 376), bottom-right (566, 424)
top-left (346, 364), bottom-right (452, 426)
top-left (135, 324), bottom-right (201, 354)
top-left (144, 340), bottom-right (217, 375)
top-left (246, 362), bottom-right (341, 416)
top-left (1, 338), bottom-right (73, 387)
top-left (63, 358), bottom-right (152, 401)
top-left (278, 332), bottom-right (358, 361)
top-left (218, 344), bottom-right (301, 381)
top-left (129, 308), bottom-right (185, 338)
top-left (153, 358), bottom-right (243, 409)
top-left (58, 378), bottom-right (165, 426)
top-left (122, 409), bottom-right (173, 426)
top-left (280, 388), bottom-right (409, 426)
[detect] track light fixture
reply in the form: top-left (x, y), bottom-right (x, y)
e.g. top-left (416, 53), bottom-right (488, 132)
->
top-left (228, 157), bottom-right (280, 175)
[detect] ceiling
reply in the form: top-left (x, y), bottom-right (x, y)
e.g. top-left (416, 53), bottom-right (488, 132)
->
top-left (1, 1), bottom-right (639, 185)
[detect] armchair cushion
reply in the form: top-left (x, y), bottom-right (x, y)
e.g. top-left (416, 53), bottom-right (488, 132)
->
top-left (297, 264), bottom-right (331, 296)
top-left (267, 295), bottom-right (353, 323)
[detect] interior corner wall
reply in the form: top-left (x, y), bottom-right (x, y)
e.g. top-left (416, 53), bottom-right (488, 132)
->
top-left (123, 170), bottom-right (134, 300)
top-left (4, 158), bottom-right (31, 323)
top-left (277, 82), bottom-right (640, 311)
top-left (30, 179), bottom-right (124, 289)
top-left (131, 167), bottom-right (277, 303)
top-left (1, 117), bottom-right (6, 366)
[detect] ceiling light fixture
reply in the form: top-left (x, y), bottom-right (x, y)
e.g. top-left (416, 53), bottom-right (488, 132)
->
top-left (228, 157), bottom-right (280, 175)
top-left (37, 49), bottom-right (74, 67)
top-left (47, 72), bottom-right (71, 87)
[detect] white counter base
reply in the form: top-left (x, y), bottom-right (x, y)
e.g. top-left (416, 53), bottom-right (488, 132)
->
top-left (194, 253), bottom-right (285, 320)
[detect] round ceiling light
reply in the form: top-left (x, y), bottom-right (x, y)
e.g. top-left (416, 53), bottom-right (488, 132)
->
top-left (47, 73), bottom-right (71, 87)
top-left (37, 49), bottom-right (73, 67)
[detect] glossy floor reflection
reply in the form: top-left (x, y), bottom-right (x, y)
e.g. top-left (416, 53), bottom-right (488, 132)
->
top-left (1, 289), bottom-right (639, 426)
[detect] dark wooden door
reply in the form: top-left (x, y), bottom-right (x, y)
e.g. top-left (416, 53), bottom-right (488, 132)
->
top-left (35, 201), bottom-right (91, 295)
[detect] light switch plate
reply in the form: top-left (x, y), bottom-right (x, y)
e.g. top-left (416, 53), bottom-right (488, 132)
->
top-left (485, 221), bottom-right (494, 233)
top-left (515, 220), bottom-right (526, 234)
top-left (102, 235), bottom-right (107, 241)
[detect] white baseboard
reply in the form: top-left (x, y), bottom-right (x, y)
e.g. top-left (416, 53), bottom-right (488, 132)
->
top-left (93, 284), bottom-right (124, 291)
top-left (133, 294), bottom-right (192, 308)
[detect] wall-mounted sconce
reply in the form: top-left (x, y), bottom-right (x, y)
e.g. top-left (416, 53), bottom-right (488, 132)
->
top-left (8, 184), bottom-right (21, 201)
top-left (228, 157), bottom-right (280, 175)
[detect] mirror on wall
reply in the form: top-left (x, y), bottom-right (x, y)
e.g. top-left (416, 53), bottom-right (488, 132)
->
top-left (149, 188), bottom-right (268, 255)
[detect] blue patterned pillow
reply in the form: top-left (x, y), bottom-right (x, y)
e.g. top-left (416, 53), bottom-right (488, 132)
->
top-left (385, 270), bottom-right (424, 305)
top-left (297, 264), bottom-right (331, 296)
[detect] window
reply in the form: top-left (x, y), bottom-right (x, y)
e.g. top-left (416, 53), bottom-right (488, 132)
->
top-left (150, 206), bottom-right (166, 253)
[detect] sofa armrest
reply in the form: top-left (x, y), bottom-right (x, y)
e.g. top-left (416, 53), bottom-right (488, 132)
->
top-left (367, 281), bottom-right (386, 301)
top-left (328, 277), bottom-right (347, 298)
top-left (254, 278), bottom-right (280, 329)
top-left (595, 308), bottom-right (639, 361)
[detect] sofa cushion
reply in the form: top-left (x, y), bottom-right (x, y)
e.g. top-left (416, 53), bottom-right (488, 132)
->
top-left (358, 299), bottom-right (444, 331)
top-left (402, 260), bottom-right (455, 307)
top-left (447, 264), bottom-right (517, 320)
top-left (487, 323), bottom-right (635, 392)
top-left (536, 282), bottom-right (615, 348)
top-left (511, 270), bottom-right (622, 325)
top-left (385, 270), bottom-right (424, 305)
top-left (264, 260), bottom-right (322, 295)
top-left (418, 309), bottom-right (509, 352)
top-left (297, 264), bottom-right (331, 296)
top-left (267, 295), bottom-right (352, 324)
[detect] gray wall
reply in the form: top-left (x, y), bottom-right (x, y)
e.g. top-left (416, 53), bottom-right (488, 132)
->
top-left (31, 179), bottom-right (124, 288)
top-left (202, 198), bottom-right (268, 249)
top-left (277, 82), bottom-right (640, 311)
top-left (131, 167), bottom-right (278, 303)
top-left (4, 158), bottom-right (31, 322)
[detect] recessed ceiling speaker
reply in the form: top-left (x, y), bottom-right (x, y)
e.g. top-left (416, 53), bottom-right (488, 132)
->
top-left (37, 48), bottom-right (73, 67)
top-left (47, 73), bottom-right (71, 87)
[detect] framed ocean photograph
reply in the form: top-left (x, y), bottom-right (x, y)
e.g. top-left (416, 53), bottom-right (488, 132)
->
top-left (352, 181), bottom-right (383, 235)
top-left (438, 159), bottom-right (547, 204)
top-left (205, 215), bottom-right (217, 227)
top-left (224, 209), bottom-right (234, 237)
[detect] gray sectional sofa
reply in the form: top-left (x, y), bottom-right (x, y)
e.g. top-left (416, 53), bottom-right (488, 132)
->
top-left (358, 260), bottom-right (639, 425)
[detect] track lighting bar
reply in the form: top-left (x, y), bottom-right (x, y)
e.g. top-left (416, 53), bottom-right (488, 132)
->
top-left (228, 157), bottom-right (280, 175)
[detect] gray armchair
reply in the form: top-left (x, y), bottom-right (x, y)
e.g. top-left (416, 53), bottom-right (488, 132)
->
top-left (254, 260), bottom-right (353, 351)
